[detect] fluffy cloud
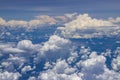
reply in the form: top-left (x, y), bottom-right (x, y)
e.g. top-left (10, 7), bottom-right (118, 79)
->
top-left (40, 35), bottom-right (70, 53)
top-left (0, 14), bottom-right (77, 28)
top-left (35, 35), bottom-right (71, 63)
top-left (7, 20), bottom-right (27, 27)
top-left (0, 13), bottom-right (79, 29)
top-left (57, 14), bottom-right (120, 38)
top-left (35, 15), bottom-right (57, 24)
top-left (17, 40), bottom-right (34, 50)
top-left (0, 71), bottom-right (21, 80)
top-left (38, 50), bottom-right (120, 80)
top-left (21, 65), bottom-right (33, 73)
top-left (109, 17), bottom-right (120, 23)
top-left (0, 15), bottom-right (57, 28)
top-left (38, 59), bottom-right (82, 80)
top-left (111, 56), bottom-right (120, 72)
top-left (0, 18), bottom-right (6, 25)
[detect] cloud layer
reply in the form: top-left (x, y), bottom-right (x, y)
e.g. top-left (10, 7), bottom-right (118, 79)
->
top-left (0, 13), bottom-right (120, 80)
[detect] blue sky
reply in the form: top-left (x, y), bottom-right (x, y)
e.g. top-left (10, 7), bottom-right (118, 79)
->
top-left (0, 0), bottom-right (120, 20)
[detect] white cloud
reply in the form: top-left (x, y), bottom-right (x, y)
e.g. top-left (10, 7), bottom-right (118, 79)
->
top-left (0, 71), bottom-right (21, 80)
top-left (17, 40), bottom-right (34, 50)
top-left (40, 35), bottom-right (70, 53)
top-left (0, 13), bottom-right (78, 28)
top-left (35, 15), bottom-right (57, 24)
top-left (1, 56), bottom-right (26, 71)
top-left (39, 59), bottom-right (82, 80)
top-left (3, 47), bottom-right (25, 53)
top-left (111, 56), bottom-right (120, 72)
top-left (28, 77), bottom-right (36, 80)
top-left (96, 68), bottom-right (120, 80)
top-left (0, 15), bottom-right (57, 28)
top-left (57, 14), bottom-right (120, 38)
top-left (109, 17), bottom-right (120, 23)
top-left (21, 65), bottom-right (33, 73)
top-left (64, 12), bottom-right (78, 19)
top-left (0, 13), bottom-right (120, 79)
top-left (0, 14), bottom-right (72, 28)
top-left (37, 35), bottom-right (71, 59)
top-left (0, 17), bottom-right (6, 25)
top-left (7, 20), bottom-right (27, 27)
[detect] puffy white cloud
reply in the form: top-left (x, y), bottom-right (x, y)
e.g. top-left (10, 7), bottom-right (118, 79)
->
top-left (7, 20), bottom-right (27, 27)
top-left (35, 15), bottom-right (57, 24)
top-left (28, 77), bottom-right (36, 80)
top-left (96, 68), bottom-right (120, 80)
top-left (17, 40), bottom-right (34, 50)
top-left (0, 15), bottom-right (57, 28)
top-left (37, 35), bottom-right (71, 60)
top-left (64, 14), bottom-right (114, 29)
top-left (40, 35), bottom-right (70, 52)
top-left (3, 47), bottom-right (25, 53)
top-left (0, 17), bottom-right (6, 25)
top-left (0, 71), bottom-right (21, 80)
top-left (39, 59), bottom-right (82, 80)
top-left (109, 17), bottom-right (120, 23)
top-left (0, 14), bottom-right (74, 28)
top-left (111, 56), bottom-right (120, 72)
top-left (57, 14), bottom-right (120, 38)
top-left (64, 12), bottom-right (78, 19)
top-left (21, 65), bottom-right (33, 73)
top-left (1, 56), bottom-right (26, 71)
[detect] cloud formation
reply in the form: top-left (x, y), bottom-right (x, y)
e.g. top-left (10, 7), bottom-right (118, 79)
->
top-left (0, 13), bottom-right (77, 28)
top-left (57, 14), bottom-right (120, 38)
top-left (0, 13), bottom-right (120, 80)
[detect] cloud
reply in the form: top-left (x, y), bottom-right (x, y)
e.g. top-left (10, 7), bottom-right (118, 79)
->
top-left (36, 35), bottom-right (71, 62)
top-left (38, 50), bottom-right (120, 80)
top-left (111, 56), bottom-right (120, 72)
top-left (21, 65), bottom-right (33, 73)
top-left (17, 40), bottom-right (34, 50)
top-left (7, 20), bottom-right (27, 27)
top-left (0, 13), bottom-right (78, 28)
top-left (0, 18), bottom-right (6, 25)
top-left (0, 13), bottom-right (120, 80)
top-left (96, 68), bottom-right (120, 80)
top-left (0, 34), bottom-right (120, 80)
top-left (0, 15), bottom-right (57, 28)
top-left (57, 14), bottom-right (120, 38)
top-left (38, 59), bottom-right (82, 80)
top-left (0, 71), bottom-right (21, 80)
top-left (109, 17), bottom-right (120, 23)
top-left (3, 47), bottom-right (25, 53)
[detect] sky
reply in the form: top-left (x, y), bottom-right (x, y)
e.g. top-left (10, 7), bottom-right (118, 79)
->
top-left (0, 0), bottom-right (120, 80)
top-left (0, 0), bottom-right (120, 20)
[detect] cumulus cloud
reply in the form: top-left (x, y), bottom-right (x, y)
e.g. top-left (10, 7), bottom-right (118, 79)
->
top-left (21, 65), bottom-right (33, 73)
top-left (36, 35), bottom-right (71, 62)
top-left (57, 14), bottom-right (120, 38)
top-left (0, 71), bottom-right (21, 80)
top-left (35, 15), bottom-right (57, 24)
top-left (109, 17), bottom-right (120, 23)
top-left (38, 50), bottom-right (120, 80)
top-left (0, 14), bottom-right (77, 28)
top-left (0, 18), bottom-right (6, 25)
top-left (111, 56), bottom-right (120, 72)
top-left (17, 40), bottom-right (34, 50)
top-left (0, 13), bottom-right (79, 28)
top-left (0, 15), bottom-right (57, 28)
top-left (38, 59), bottom-right (82, 80)
top-left (7, 20), bottom-right (27, 27)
